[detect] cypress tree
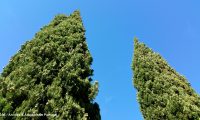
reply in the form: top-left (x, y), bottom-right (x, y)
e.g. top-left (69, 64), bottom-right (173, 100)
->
top-left (132, 38), bottom-right (200, 120)
top-left (0, 11), bottom-right (100, 120)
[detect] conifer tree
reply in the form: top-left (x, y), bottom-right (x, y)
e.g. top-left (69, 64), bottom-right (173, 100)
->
top-left (0, 11), bottom-right (101, 120)
top-left (132, 38), bottom-right (200, 120)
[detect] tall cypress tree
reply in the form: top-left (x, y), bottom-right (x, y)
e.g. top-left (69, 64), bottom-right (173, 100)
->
top-left (132, 38), bottom-right (200, 120)
top-left (0, 11), bottom-right (101, 120)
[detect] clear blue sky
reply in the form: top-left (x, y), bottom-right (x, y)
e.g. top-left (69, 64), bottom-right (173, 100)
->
top-left (0, 1), bottom-right (200, 120)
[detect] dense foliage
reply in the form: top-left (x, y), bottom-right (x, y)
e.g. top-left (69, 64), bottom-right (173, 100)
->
top-left (132, 38), bottom-right (200, 120)
top-left (0, 11), bottom-right (101, 120)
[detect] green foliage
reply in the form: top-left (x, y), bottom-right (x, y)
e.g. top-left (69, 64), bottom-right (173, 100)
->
top-left (0, 11), bottom-right (100, 120)
top-left (132, 38), bottom-right (200, 120)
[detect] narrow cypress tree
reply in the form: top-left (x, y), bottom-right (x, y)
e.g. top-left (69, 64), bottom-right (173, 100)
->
top-left (0, 11), bottom-right (100, 120)
top-left (132, 38), bottom-right (200, 120)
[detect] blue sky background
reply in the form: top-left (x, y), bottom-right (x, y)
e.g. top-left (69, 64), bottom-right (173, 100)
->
top-left (0, 1), bottom-right (200, 120)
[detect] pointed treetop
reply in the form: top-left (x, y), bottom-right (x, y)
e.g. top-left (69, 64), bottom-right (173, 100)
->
top-left (133, 37), bottom-right (141, 51)
top-left (134, 37), bottom-right (139, 45)
top-left (70, 10), bottom-right (82, 22)
top-left (72, 10), bottom-right (81, 16)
